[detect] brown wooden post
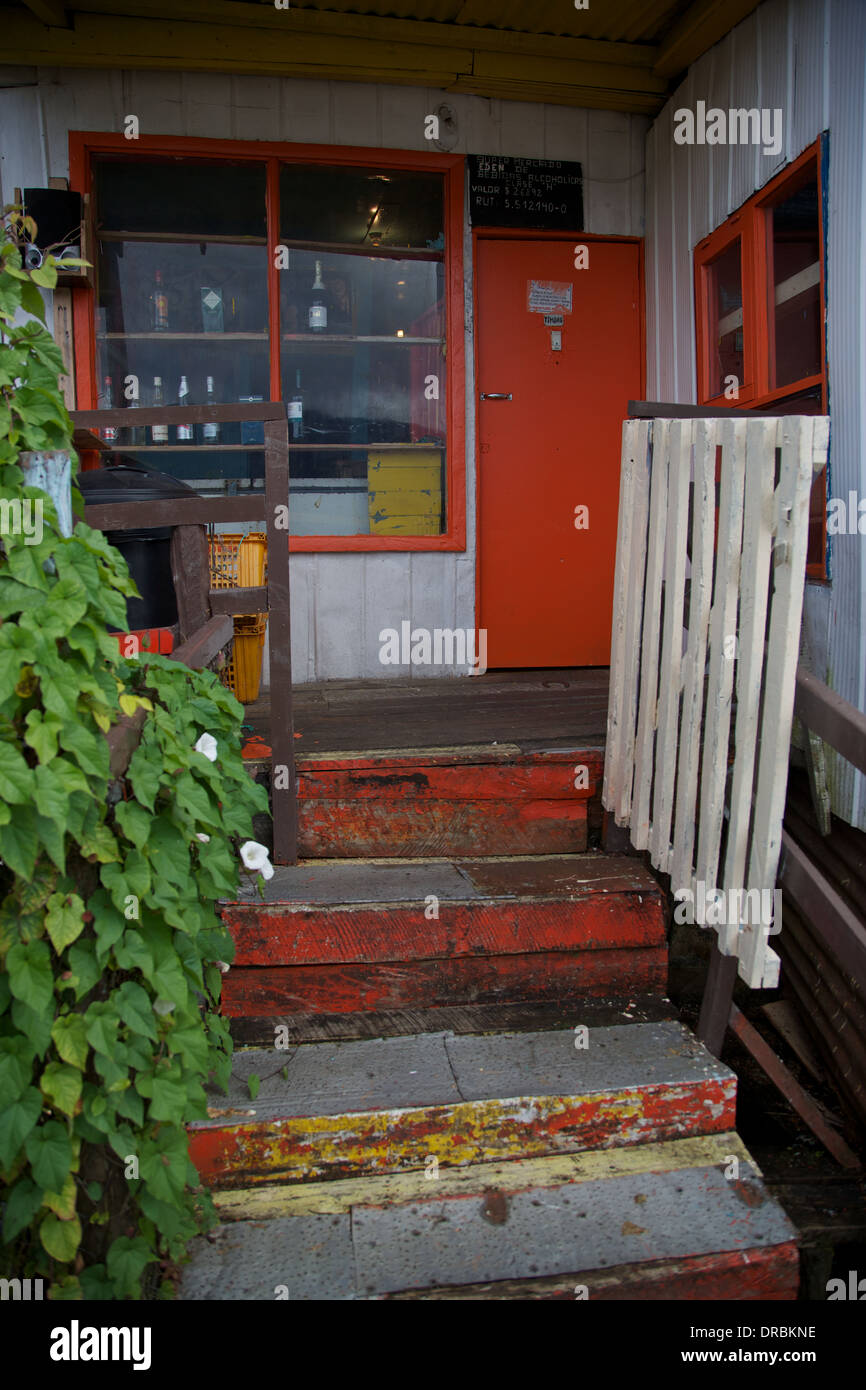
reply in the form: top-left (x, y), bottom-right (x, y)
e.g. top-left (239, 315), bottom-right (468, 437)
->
top-left (170, 524), bottom-right (211, 642)
top-left (696, 943), bottom-right (738, 1056)
top-left (264, 415), bottom-right (297, 865)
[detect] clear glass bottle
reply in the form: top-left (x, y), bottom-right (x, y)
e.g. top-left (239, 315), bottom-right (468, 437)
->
top-left (151, 377), bottom-right (168, 445)
top-left (308, 260), bottom-right (328, 332)
top-left (288, 368), bottom-right (304, 440)
top-left (99, 375), bottom-right (117, 444)
top-left (176, 374), bottom-right (193, 443)
top-left (203, 375), bottom-right (220, 445)
top-left (152, 269), bottom-right (169, 332)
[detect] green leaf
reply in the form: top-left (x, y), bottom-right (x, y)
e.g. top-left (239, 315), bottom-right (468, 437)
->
top-left (12, 997), bottom-right (53, 1058)
top-left (25, 1119), bottom-right (73, 1191)
top-left (127, 744), bottom-right (162, 810)
top-left (106, 1235), bottom-right (153, 1299)
top-left (40, 1211), bottom-right (82, 1263)
top-left (58, 721), bottom-right (108, 778)
top-left (0, 1086), bottom-right (42, 1169)
top-left (115, 980), bottom-right (158, 1042)
top-left (148, 1071), bottom-right (188, 1125)
top-left (7, 939), bottom-right (53, 1012)
top-left (146, 814), bottom-right (192, 887)
top-left (45, 891), bottom-right (85, 951)
top-left (78, 821), bottom-right (120, 863)
top-left (114, 799), bottom-right (152, 847)
top-left (43, 1172), bottom-right (77, 1219)
top-left (0, 804), bottom-right (40, 878)
top-left (101, 852), bottom-right (150, 911)
top-left (83, 1000), bottom-right (120, 1057)
top-left (0, 1038), bottom-right (34, 1107)
top-left (40, 1061), bottom-right (82, 1117)
top-left (33, 762), bottom-right (70, 823)
top-left (2, 1177), bottom-right (44, 1242)
top-left (0, 740), bottom-right (35, 803)
top-left (51, 1013), bottom-right (89, 1070)
top-left (24, 709), bottom-right (63, 763)
top-left (65, 938), bottom-right (101, 1000)
top-left (247, 1073), bottom-right (261, 1101)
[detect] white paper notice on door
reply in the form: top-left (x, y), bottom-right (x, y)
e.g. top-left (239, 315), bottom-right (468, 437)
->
top-left (527, 279), bottom-right (573, 314)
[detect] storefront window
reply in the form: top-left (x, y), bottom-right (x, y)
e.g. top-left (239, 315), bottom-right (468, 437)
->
top-left (89, 153), bottom-right (450, 539)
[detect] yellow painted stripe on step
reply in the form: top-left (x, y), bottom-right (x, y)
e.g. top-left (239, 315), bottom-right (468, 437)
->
top-left (213, 1132), bottom-right (753, 1221)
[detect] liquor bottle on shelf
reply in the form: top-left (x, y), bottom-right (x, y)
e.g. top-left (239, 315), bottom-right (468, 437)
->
top-left (176, 375), bottom-right (193, 444)
top-left (99, 375), bottom-right (117, 444)
top-left (152, 270), bottom-right (169, 332)
top-left (151, 377), bottom-right (168, 444)
top-left (308, 260), bottom-right (328, 332)
top-left (126, 389), bottom-right (146, 448)
top-left (288, 368), bottom-right (304, 440)
top-left (202, 376), bottom-right (220, 445)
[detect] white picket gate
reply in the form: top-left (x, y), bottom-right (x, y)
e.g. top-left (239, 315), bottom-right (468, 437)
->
top-left (603, 414), bottom-right (830, 989)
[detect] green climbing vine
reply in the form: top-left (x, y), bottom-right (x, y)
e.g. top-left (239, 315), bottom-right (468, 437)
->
top-left (0, 206), bottom-right (268, 1298)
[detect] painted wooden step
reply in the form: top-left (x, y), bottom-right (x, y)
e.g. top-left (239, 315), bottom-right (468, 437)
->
top-left (179, 1136), bottom-right (799, 1300)
top-left (295, 745), bottom-right (603, 857)
top-left (220, 853), bottom-right (667, 1020)
top-left (187, 1022), bottom-right (736, 1189)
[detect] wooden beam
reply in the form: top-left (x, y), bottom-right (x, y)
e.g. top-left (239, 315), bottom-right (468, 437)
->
top-left (778, 831), bottom-right (866, 993)
top-left (1, 9), bottom-right (667, 111)
top-left (728, 1004), bottom-right (862, 1170)
top-left (793, 667), bottom-right (866, 778)
top-left (84, 497), bottom-right (266, 529)
top-left (54, 0), bottom-right (662, 69)
top-left (20, 0), bottom-right (68, 28)
top-left (169, 614), bottom-right (233, 671)
top-left (654, 0), bottom-right (764, 79)
top-left (264, 417), bottom-right (296, 867)
top-left (170, 523), bottom-right (210, 642)
top-left (209, 586), bottom-right (268, 617)
top-left (696, 943), bottom-right (738, 1057)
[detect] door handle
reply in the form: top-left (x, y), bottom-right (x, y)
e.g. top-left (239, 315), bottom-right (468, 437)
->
top-left (480, 392), bottom-right (512, 400)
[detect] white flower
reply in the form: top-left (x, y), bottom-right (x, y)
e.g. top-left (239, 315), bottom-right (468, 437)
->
top-left (153, 999), bottom-right (176, 1016)
top-left (195, 832), bottom-right (210, 843)
top-left (215, 961), bottom-right (231, 974)
top-left (240, 840), bottom-right (274, 880)
top-left (194, 733), bottom-right (218, 762)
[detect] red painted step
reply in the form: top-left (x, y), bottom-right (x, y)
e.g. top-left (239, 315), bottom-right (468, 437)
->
top-left (295, 746), bottom-right (603, 858)
top-left (219, 854), bottom-right (666, 1020)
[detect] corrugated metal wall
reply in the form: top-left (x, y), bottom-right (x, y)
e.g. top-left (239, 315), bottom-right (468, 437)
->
top-left (0, 66), bottom-right (648, 683)
top-left (644, 0), bottom-right (866, 830)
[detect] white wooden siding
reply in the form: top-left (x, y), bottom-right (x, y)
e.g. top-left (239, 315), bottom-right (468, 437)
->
top-left (644, 0), bottom-right (866, 829)
top-left (0, 67), bottom-right (648, 684)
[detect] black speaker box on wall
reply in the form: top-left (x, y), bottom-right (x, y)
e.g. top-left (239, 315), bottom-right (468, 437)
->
top-left (22, 187), bottom-right (83, 252)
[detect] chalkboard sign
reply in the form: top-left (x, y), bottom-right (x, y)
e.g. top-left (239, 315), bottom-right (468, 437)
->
top-left (468, 155), bottom-right (583, 230)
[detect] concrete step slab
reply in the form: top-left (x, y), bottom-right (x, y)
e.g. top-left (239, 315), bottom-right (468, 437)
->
top-left (179, 1143), bottom-right (798, 1301)
top-left (188, 1021), bottom-right (736, 1188)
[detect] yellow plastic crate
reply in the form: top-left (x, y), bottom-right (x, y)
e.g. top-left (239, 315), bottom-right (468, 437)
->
top-left (208, 531), bottom-right (268, 702)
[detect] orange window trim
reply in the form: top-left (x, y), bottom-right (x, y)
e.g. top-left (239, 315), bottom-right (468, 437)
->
top-left (694, 141), bottom-right (828, 579)
top-left (68, 131), bottom-right (466, 554)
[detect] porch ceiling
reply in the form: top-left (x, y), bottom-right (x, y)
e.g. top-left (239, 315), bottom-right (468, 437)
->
top-left (3, 0), bottom-right (764, 113)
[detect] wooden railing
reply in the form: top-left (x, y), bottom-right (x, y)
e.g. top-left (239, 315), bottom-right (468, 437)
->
top-left (603, 406), bottom-right (830, 991)
top-left (71, 402), bottom-right (297, 865)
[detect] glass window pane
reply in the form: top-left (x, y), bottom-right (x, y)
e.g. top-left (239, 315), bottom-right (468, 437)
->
top-left (278, 164), bottom-right (447, 536)
top-left (94, 159), bottom-right (267, 238)
top-left (279, 165), bottom-right (443, 249)
top-left (706, 240), bottom-right (743, 398)
top-left (771, 179), bottom-right (821, 389)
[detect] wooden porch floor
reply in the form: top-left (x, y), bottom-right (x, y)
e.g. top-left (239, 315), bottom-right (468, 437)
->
top-left (244, 668), bottom-right (609, 755)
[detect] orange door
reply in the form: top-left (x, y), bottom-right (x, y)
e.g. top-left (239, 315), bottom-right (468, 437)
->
top-left (476, 237), bottom-right (642, 667)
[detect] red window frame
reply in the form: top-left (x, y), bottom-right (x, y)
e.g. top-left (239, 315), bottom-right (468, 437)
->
top-left (694, 142), bottom-right (827, 578)
top-left (68, 131), bottom-right (466, 554)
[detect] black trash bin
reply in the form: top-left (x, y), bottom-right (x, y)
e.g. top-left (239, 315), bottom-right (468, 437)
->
top-left (77, 461), bottom-right (200, 631)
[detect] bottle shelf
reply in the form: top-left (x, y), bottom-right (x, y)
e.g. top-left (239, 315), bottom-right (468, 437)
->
top-left (282, 334), bottom-right (443, 345)
top-left (98, 332), bottom-right (268, 341)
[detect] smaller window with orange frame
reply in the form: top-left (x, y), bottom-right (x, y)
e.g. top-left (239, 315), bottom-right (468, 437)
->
top-left (695, 140), bottom-right (827, 578)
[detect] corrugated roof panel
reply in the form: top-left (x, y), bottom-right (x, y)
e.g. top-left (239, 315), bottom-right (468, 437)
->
top-left (280, 0), bottom-right (685, 42)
